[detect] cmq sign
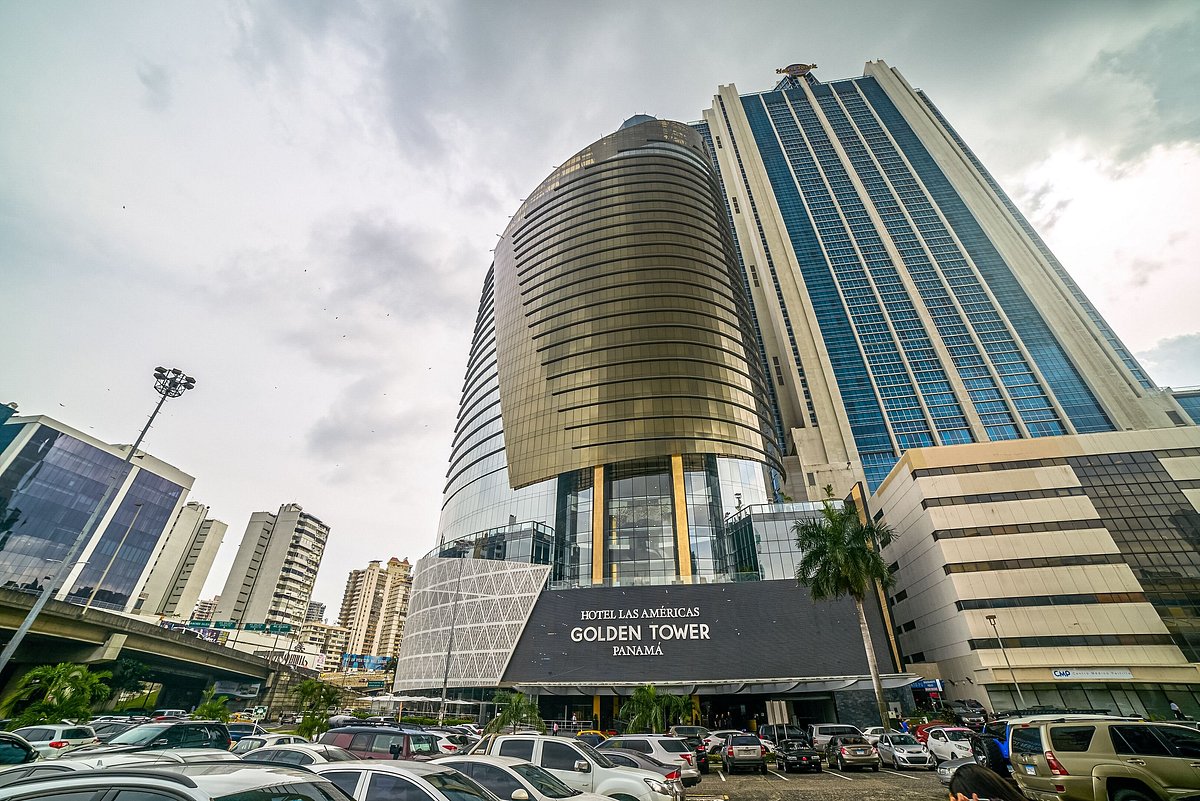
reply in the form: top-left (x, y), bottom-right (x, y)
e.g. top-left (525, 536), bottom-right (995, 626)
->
top-left (1051, 668), bottom-right (1134, 681)
top-left (503, 580), bottom-right (892, 684)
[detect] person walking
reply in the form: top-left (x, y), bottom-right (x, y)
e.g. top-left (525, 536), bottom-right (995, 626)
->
top-left (1169, 699), bottom-right (1184, 720)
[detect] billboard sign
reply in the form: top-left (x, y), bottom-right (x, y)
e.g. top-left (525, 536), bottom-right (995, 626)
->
top-left (341, 654), bottom-right (391, 672)
top-left (503, 580), bottom-right (892, 684)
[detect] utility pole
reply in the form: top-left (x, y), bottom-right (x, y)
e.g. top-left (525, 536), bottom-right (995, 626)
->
top-left (986, 614), bottom-right (1026, 709)
top-left (438, 555), bottom-right (466, 723)
top-left (0, 367), bottom-right (195, 676)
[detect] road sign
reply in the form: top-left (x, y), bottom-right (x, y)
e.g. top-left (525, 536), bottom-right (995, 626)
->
top-left (244, 623), bottom-right (268, 632)
top-left (367, 681), bottom-right (386, 689)
top-left (213, 621), bottom-right (237, 630)
top-left (187, 620), bottom-right (212, 628)
top-left (267, 623), bottom-right (292, 634)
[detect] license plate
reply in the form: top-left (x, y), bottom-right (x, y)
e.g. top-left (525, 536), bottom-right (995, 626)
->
top-left (1025, 765), bottom-right (1036, 775)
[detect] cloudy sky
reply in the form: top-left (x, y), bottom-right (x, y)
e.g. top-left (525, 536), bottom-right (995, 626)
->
top-left (2, 0), bottom-right (1197, 614)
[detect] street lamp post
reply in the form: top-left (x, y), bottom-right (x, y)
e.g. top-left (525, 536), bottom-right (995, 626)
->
top-left (84, 502), bottom-right (143, 610)
top-left (0, 367), bottom-right (196, 676)
top-left (986, 614), bottom-right (1026, 709)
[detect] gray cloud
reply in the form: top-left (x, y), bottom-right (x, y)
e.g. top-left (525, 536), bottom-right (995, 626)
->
top-left (136, 61), bottom-right (172, 112)
top-left (1137, 332), bottom-right (1200, 388)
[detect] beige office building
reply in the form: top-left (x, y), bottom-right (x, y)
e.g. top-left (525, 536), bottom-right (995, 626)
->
top-left (339, 557), bottom-right (412, 659)
top-left (872, 427), bottom-right (1200, 718)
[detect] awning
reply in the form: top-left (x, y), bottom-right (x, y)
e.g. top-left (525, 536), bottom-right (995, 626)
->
top-left (512, 674), bottom-right (920, 697)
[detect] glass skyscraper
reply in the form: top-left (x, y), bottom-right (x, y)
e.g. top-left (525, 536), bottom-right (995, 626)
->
top-left (0, 409), bottom-right (193, 610)
top-left (701, 61), bottom-right (1184, 491)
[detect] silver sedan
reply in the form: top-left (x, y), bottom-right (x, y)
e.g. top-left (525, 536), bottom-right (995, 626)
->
top-left (875, 733), bottom-right (934, 770)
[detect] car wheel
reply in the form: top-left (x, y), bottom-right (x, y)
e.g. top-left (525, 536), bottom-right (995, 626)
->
top-left (837, 756), bottom-right (845, 771)
top-left (1111, 789), bottom-right (1154, 801)
top-left (872, 763), bottom-right (879, 772)
top-left (813, 764), bottom-right (822, 773)
top-left (760, 762), bottom-right (767, 775)
top-left (972, 737), bottom-right (1005, 771)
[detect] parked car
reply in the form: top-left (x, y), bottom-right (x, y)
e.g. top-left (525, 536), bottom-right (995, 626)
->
top-left (2, 748), bottom-right (239, 786)
top-left (939, 700), bottom-right (987, 729)
top-left (0, 761), bottom-right (352, 801)
top-left (875, 732), bottom-right (934, 770)
top-left (971, 712), bottom-right (1141, 773)
top-left (318, 726), bottom-right (441, 760)
top-left (313, 760), bottom-right (501, 801)
top-left (673, 734), bottom-right (710, 774)
top-left (722, 733), bottom-right (768, 774)
top-left (808, 723), bottom-right (864, 750)
top-left (9, 725), bottom-right (98, 759)
top-left (925, 726), bottom-right (975, 763)
top-left (702, 729), bottom-right (743, 753)
top-left (914, 720), bottom-right (953, 744)
top-left (229, 733), bottom-right (309, 755)
top-left (91, 720), bottom-right (138, 743)
top-left (824, 734), bottom-right (880, 772)
top-left (774, 739), bottom-right (822, 773)
top-left (860, 726), bottom-right (901, 745)
top-left (667, 726), bottom-right (709, 740)
top-left (436, 754), bottom-right (613, 801)
top-left (68, 720), bottom-right (231, 754)
top-left (936, 756), bottom-right (976, 787)
top-left (596, 735), bottom-right (700, 785)
top-left (226, 722), bottom-right (268, 743)
top-left (759, 724), bottom-right (807, 746)
top-left (278, 711), bottom-right (298, 725)
top-left (468, 733), bottom-right (678, 801)
top-left (0, 733), bottom-right (38, 768)
top-left (574, 732), bottom-right (606, 747)
top-left (598, 748), bottom-right (694, 788)
top-left (240, 743), bottom-right (359, 766)
top-left (1010, 718), bottom-right (1200, 801)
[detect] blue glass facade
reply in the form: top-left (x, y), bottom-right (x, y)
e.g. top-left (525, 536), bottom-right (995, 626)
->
top-left (1175, 392), bottom-right (1200, 425)
top-left (0, 421), bottom-right (185, 607)
top-left (704, 67), bottom-right (1143, 489)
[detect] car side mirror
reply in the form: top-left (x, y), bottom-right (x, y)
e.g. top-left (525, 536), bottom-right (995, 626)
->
top-left (389, 743), bottom-right (402, 759)
top-left (511, 791), bottom-right (529, 801)
top-left (573, 759), bottom-right (591, 773)
top-left (152, 739), bottom-right (169, 748)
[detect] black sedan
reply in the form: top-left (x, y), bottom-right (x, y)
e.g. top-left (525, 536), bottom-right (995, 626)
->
top-left (775, 739), bottom-right (822, 773)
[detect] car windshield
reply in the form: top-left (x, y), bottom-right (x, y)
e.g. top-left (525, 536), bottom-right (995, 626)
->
top-left (837, 736), bottom-right (868, 745)
top-left (825, 727), bottom-right (859, 735)
top-left (512, 763), bottom-right (582, 798)
top-left (730, 736), bottom-right (760, 746)
top-left (572, 739), bottom-right (614, 768)
top-left (945, 730), bottom-right (971, 741)
top-left (214, 782), bottom-right (345, 801)
top-left (320, 747), bottom-right (358, 762)
top-left (108, 724), bottom-right (171, 745)
top-left (780, 740), bottom-right (809, 752)
top-left (425, 771), bottom-right (496, 801)
top-left (890, 735), bottom-right (919, 745)
top-left (659, 740), bottom-right (688, 753)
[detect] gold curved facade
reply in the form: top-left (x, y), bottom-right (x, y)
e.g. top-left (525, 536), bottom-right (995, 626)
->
top-left (494, 119), bottom-right (781, 489)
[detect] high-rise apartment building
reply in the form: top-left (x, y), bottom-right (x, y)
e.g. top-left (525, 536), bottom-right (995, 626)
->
top-left (192, 595), bottom-right (220, 621)
top-left (338, 557), bottom-right (412, 659)
top-left (137, 501), bottom-right (227, 617)
top-left (396, 63), bottom-right (1197, 725)
top-left (214, 504), bottom-right (330, 627)
top-left (305, 600), bottom-right (326, 624)
top-left (298, 620), bottom-right (350, 671)
top-left (0, 407), bottom-right (194, 612)
top-left (698, 60), bottom-right (1184, 493)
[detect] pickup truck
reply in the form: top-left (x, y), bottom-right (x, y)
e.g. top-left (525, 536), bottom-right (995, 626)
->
top-left (468, 733), bottom-right (680, 801)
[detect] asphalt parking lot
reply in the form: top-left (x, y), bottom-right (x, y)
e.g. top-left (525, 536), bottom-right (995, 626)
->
top-left (691, 764), bottom-right (947, 801)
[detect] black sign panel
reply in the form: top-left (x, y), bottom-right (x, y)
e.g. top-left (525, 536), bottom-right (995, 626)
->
top-left (502, 580), bottom-right (893, 684)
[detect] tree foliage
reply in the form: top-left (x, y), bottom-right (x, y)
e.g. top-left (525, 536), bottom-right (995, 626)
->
top-left (107, 659), bottom-right (150, 696)
top-left (619, 684), bottom-right (692, 733)
top-left (2, 663), bottom-right (112, 725)
top-left (295, 679), bottom-right (343, 738)
top-left (485, 690), bottom-right (545, 734)
top-left (794, 486), bottom-right (897, 728)
top-left (193, 687), bottom-right (231, 722)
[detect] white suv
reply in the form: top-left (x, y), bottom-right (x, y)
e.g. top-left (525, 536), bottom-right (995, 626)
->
top-left (10, 725), bottom-right (98, 759)
top-left (0, 762), bottom-right (345, 800)
top-left (807, 723), bottom-right (863, 750)
top-left (469, 733), bottom-right (679, 801)
top-left (597, 735), bottom-right (700, 786)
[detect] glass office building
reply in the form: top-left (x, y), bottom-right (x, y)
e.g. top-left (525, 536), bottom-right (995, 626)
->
top-left (0, 410), bottom-right (192, 611)
top-left (700, 61), bottom-right (1185, 492)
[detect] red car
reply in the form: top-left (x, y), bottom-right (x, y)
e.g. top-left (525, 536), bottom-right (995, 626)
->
top-left (913, 721), bottom-right (952, 744)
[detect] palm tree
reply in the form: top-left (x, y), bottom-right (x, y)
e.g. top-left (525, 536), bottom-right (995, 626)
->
top-left (620, 684), bottom-right (665, 733)
top-left (1, 663), bottom-right (112, 725)
top-left (294, 679), bottom-right (343, 738)
top-left (485, 690), bottom-right (545, 734)
top-left (193, 687), bottom-right (231, 722)
top-left (794, 486), bottom-right (896, 730)
top-left (660, 693), bottom-right (692, 730)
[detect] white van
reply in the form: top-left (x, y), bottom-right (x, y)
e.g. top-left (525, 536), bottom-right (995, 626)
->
top-left (152, 708), bottom-right (188, 719)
